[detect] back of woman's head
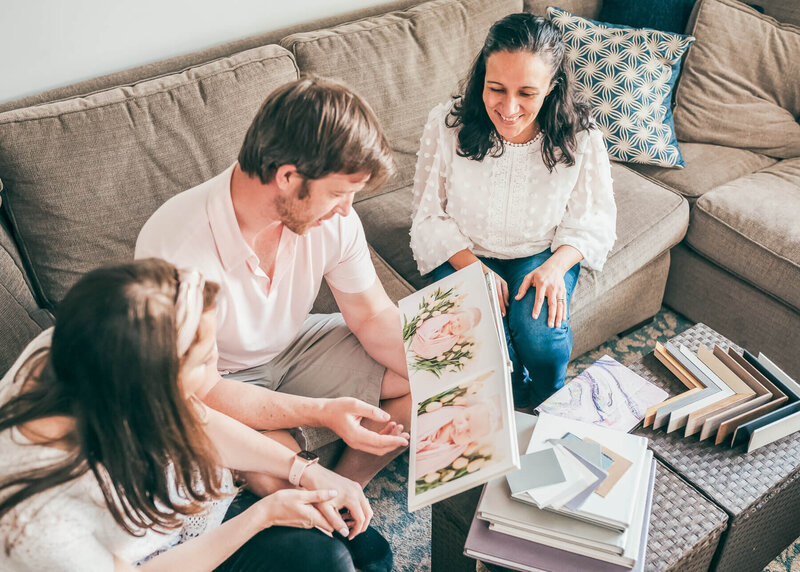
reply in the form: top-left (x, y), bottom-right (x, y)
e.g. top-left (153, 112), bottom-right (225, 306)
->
top-left (448, 13), bottom-right (592, 170)
top-left (0, 258), bottom-right (224, 541)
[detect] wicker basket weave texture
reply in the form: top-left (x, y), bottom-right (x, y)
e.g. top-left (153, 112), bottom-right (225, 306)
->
top-left (631, 323), bottom-right (800, 572)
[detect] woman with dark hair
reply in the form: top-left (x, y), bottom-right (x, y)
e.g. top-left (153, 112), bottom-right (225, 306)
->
top-left (410, 13), bottom-right (617, 409)
top-left (0, 259), bottom-right (365, 571)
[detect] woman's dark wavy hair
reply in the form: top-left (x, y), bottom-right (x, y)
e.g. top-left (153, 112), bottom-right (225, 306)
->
top-left (0, 258), bottom-right (224, 551)
top-left (447, 13), bottom-right (592, 171)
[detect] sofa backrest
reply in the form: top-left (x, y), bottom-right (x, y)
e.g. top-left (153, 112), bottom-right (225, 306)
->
top-left (0, 45), bottom-right (298, 308)
top-left (523, 0), bottom-right (601, 19)
top-left (280, 0), bottom-right (523, 199)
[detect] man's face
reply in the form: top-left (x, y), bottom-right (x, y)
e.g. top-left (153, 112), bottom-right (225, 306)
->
top-left (276, 171), bottom-right (371, 235)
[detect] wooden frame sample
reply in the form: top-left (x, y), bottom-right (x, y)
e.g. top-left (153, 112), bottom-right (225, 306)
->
top-left (720, 349), bottom-right (787, 445)
top-left (699, 345), bottom-right (772, 441)
top-left (683, 344), bottom-right (756, 437)
top-left (662, 344), bottom-right (732, 433)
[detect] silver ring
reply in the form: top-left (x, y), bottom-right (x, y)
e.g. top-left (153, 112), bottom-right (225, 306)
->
top-left (557, 298), bottom-right (566, 302)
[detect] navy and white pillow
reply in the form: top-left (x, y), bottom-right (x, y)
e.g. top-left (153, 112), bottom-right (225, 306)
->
top-left (547, 6), bottom-right (695, 168)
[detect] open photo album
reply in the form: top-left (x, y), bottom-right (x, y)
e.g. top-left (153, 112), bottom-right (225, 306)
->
top-left (399, 262), bottom-right (520, 511)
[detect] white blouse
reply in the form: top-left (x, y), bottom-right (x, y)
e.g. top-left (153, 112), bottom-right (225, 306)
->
top-left (410, 102), bottom-right (617, 275)
top-left (0, 330), bottom-right (234, 572)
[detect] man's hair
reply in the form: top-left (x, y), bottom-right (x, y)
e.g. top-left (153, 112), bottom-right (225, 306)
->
top-left (239, 76), bottom-right (395, 190)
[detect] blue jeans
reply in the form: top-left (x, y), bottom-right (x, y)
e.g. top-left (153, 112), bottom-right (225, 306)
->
top-left (430, 250), bottom-right (581, 408)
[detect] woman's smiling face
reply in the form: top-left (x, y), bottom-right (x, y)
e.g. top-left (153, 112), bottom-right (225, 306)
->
top-left (482, 49), bottom-right (554, 144)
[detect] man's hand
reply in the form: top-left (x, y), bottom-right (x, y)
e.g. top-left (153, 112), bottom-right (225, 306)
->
top-left (323, 397), bottom-right (409, 455)
top-left (300, 463), bottom-right (372, 539)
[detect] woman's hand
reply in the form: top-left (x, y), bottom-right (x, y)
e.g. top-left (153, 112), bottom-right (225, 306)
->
top-left (256, 488), bottom-right (342, 536)
top-left (482, 264), bottom-right (509, 317)
top-left (515, 261), bottom-right (568, 328)
top-left (300, 463), bottom-right (373, 539)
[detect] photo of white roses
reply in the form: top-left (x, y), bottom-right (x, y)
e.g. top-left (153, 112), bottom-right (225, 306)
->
top-left (400, 263), bottom-right (519, 511)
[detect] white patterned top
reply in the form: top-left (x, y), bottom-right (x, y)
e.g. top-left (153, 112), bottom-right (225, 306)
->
top-left (0, 330), bottom-right (234, 572)
top-left (410, 102), bottom-right (617, 275)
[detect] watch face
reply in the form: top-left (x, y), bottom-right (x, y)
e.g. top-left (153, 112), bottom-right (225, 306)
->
top-left (298, 450), bottom-right (318, 462)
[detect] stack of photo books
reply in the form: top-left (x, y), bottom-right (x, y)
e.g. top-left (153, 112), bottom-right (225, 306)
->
top-left (466, 412), bottom-right (655, 572)
top-left (646, 341), bottom-right (800, 452)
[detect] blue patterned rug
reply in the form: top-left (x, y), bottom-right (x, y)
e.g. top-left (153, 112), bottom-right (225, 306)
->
top-left (365, 307), bottom-right (799, 571)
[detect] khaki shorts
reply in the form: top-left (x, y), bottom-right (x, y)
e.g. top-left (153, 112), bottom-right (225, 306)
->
top-left (223, 313), bottom-right (385, 410)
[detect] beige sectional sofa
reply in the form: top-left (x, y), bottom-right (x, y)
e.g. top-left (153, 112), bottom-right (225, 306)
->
top-left (0, 0), bottom-right (797, 405)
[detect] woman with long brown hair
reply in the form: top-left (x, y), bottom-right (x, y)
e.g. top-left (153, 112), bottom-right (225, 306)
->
top-left (410, 13), bottom-right (617, 410)
top-left (0, 258), bottom-right (362, 571)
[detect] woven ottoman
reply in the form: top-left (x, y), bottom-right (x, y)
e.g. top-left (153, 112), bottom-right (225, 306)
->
top-left (431, 458), bottom-right (727, 572)
top-left (631, 323), bottom-right (800, 572)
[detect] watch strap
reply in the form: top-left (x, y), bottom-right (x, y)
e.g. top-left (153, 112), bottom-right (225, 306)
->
top-left (288, 452), bottom-right (319, 486)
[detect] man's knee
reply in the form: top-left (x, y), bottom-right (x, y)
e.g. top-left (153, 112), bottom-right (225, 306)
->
top-left (380, 368), bottom-right (410, 400)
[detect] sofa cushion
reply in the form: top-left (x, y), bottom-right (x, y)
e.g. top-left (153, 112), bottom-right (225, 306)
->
top-left (674, 0), bottom-right (800, 159)
top-left (747, 0), bottom-right (800, 27)
top-left (686, 158), bottom-right (800, 311)
top-left (355, 162), bottom-right (689, 318)
top-left (523, 0), bottom-right (600, 18)
top-left (599, 0), bottom-right (698, 34)
top-left (627, 142), bottom-right (778, 202)
top-left (547, 7), bottom-right (695, 168)
top-left (0, 45), bottom-right (298, 308)
top-left (280, 0), bottom-right (523, 199)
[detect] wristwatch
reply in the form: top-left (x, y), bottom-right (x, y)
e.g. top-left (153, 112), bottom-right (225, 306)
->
top-left (288, 450), bottom-right (319, 486)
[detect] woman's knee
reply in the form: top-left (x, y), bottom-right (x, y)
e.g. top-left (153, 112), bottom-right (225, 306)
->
top-left (509, 309), bottom-right (571, 359)
top-left (224, 527), bottom-right (355, 572)
top-left (301, 535), bottom-right (354, 572)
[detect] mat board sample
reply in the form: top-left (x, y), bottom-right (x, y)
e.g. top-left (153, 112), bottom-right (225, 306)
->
top-left (536, 355), bottom-right (668, 432)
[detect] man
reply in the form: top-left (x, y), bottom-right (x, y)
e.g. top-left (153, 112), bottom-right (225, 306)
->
top-left (136, 77), bottom-right (411, 565)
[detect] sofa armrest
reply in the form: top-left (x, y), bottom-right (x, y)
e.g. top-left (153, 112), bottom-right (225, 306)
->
top-left (0, 214), bottom-right (52, 376)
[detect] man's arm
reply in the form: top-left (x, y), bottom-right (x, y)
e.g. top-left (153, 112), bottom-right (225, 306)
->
top-left (203, 377), bottom-right (327, 430)
top-left (202, 377), bottom-right (406, 455)
top-left (330, 278), bottom-right (409, 381)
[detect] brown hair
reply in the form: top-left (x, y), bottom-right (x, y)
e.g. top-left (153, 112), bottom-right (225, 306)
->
top-left (0, 259), bottom-right (224, 549)
top-left (448, 13), bottom-right (592, 171)
top-left (238, 76), bottom-right (395, 191)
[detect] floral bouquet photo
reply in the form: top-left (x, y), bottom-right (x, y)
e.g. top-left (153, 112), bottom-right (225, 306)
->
top-left (414, 373), bottom-right (501, 494)
top-left (402, 286), bottom-right (481, 378)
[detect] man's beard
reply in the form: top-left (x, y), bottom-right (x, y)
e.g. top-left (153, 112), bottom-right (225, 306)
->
top-left (275, 179), bottom-right (315, 235)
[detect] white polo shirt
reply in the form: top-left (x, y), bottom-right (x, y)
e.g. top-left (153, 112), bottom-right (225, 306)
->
top-left (135, 163), bottom-right (377, 374)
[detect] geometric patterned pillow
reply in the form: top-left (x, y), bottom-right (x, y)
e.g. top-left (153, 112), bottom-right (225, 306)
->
top-left (547, 6), bottom-right (695, 168)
